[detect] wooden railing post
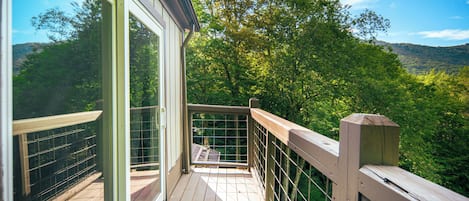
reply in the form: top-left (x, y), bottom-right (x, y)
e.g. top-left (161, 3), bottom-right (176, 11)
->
top-left (248, 98), bottom-right (259, 170)
top-left (96, 118), bottom-right (104, 173)
top-left (334, 114), bottom-right (399, 201)
top-left (18, 134), bottom-right (31, 197)
top-left (264, 132), bottom-right (275, 201)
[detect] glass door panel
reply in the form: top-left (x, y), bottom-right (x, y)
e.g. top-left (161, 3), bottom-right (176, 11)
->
top-left (129, 13), bottom-right (162, 201)
top-left (12, 0), bottom-right (105, 200)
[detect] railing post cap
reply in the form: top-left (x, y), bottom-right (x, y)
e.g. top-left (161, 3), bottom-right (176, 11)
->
top-left (341, 113), bottom-right (399, 127)
top-left (249, 98), bottom-right (260, 108)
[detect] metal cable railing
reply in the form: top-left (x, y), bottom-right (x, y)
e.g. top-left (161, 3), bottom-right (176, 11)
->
top-left (191, 113), bottom-right (248, 164)
top-left (269, 136), bottom-right (333, 201)
top-left (188, 104), bottom-right (250, 166)
top-left (253, 121), bottom-right (267, 193)
top-left (14, 120), bottom-right (99, 201)
top-left (130, 106), bottom-right (160, 170)
top-left (252, 119), bottom-right (332, 201)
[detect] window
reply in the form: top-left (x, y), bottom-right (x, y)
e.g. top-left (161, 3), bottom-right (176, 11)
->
top-left (128, 13), bottom-right (163, 200)
top-left (12, 0), bottom-right (104, 200)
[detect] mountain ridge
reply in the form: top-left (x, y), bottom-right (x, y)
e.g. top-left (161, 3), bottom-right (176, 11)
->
top-left (13, 43), bottom-right (48, 75)
top-left (376, 41), bottom-right (469, 74)
top-left (13, 41), bottom-right (469, 75)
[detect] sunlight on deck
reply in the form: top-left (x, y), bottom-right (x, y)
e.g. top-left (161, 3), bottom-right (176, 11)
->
top-left (69, 170), bottom-right (160, 201)
top-left (169, 167), bottom-right (263, 201)
top-left (68, 168), bottom-right (262, 201)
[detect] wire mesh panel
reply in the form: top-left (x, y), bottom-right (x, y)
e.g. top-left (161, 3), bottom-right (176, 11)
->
top-left (253, 121), bottom-right (267, 192)
top-left (14, 122), bottom-right (98, 201)
top-left (191, 112), bottom-right (248, 165)
top-left (130, 106), bottom-right (159, 170)
top-left (269, 135), bottom-right (333, 201)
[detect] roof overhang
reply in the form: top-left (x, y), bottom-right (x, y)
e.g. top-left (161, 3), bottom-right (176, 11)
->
top-left (160, 0), bottom-right (200, 32)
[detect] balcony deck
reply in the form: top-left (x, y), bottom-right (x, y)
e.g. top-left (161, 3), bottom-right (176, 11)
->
top-left (67, 167), bottom-right (262, 201)
top-left (169, 167), bottom-right (262, 201)
top-left (12, 104), bottom-right (468, 201)
top-left (69, 170), bottom-right (160, 201)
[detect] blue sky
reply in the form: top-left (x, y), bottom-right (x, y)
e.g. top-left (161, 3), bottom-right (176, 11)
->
top-left (13, 0), bottom-right (469, 47)
top-left (341, 0), bottom-right (469, 46)
top-left (13, 0), bottom-right (79, 44)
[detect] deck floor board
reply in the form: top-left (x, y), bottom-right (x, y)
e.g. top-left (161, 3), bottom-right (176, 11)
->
top-left (169, 167), bottom-right (263, 201)
top-left (68, 167), bottom-right (262, 201)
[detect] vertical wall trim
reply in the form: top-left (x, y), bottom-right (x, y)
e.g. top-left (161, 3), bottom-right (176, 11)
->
top-left (102, 1), bottom-right (117, 200)
top-left (0, 0), bottom-right (13, 200)
top-left (116, 0), bottom-right (130, 200)
top-left (161, 8), bottom-right (168, 200)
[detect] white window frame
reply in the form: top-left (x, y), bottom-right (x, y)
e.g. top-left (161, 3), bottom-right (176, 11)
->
top-left (0, 0), bottom-right (13, 200)
top-left (128, 1), bottom-right (166, 201)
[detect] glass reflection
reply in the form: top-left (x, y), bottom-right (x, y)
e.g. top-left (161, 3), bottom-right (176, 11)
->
top-left (129, 14), bottom-right (161, 200)
top-left (12, 0), bottom-right (104, 200)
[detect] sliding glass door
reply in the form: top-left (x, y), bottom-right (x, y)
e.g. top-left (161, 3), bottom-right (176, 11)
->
top-left (5, 0), bottom-right (166, 200)
top-left (129, 1), bottom-right (165, 201)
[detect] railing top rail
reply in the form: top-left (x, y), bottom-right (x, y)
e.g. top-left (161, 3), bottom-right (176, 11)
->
top-left (130, 105), bottom-right (159, 111)
top-left (250, 107), bottom-right (468, 200)
top-left (188, 104), bottom-right (250, 114)
top-left (13, 110), bottom-right (102, 135)
top-left (250, 108), bottom-right (340, 182)
top-left (359, 165), bottom-right (469, 201)
top-left (250, 108), bottom-right (339, 155)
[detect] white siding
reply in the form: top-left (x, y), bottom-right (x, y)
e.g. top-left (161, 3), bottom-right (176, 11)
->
top-left (150, 0), bottom-right (183, 172)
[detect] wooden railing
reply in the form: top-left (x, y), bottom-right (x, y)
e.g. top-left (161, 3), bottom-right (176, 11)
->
top-left (11, 99), bottom-right (469, 200)
top-left (184, 99), bottom-right (468, 200)
top-left (13, 111), bottom-right (102, 201)
top-left (247, 98), bottom-right (468, 201)
top-left (187, 104), bottom-right (251, 167)
top-left (12, 106), bottom-right (164, 200)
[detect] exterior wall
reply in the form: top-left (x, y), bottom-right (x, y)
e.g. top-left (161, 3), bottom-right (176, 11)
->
top-left (149, 0), bottom-right (184, 192)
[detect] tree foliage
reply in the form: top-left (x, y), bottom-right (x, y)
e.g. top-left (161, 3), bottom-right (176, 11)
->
top-left (14, 0), bottom-right (102, 119)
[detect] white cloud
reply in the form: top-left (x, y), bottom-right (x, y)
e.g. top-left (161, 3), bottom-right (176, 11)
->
top-left (12, 29), bottom-right (34, 35)
top-left (418, 29), bottom-right (469, 40)
top-left (389, 2), bottom-right (397, 9)
top-left (449, 16), bottom-right (463, 20)
top-left (342, 0), bottom-right (369, 5)
top-left (341, 0), bottom-right (377, 9)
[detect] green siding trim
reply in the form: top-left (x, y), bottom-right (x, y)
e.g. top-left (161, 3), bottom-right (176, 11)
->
top-left (102, 1), bottom-right (116, 200)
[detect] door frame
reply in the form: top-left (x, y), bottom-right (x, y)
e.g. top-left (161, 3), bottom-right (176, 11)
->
top-left (103, 0), bottom-right (166, 200)
top-left (129, 0), bottom-right (166, 200)
top-left (1, 0), bottom-right (13, 200)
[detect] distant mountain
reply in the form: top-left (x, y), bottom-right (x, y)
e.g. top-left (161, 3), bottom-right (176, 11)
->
top-left (13, 42), bottom-right (469, 75)
top-left (13, 43), bottom-right (48, 75)
top-left (376, 41), bottom-right (469, 74)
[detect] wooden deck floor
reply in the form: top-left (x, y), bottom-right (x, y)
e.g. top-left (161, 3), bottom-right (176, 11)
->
top-left (169, 167), bottom-right (263, 201)
top-left (69, 170), bottom-right (160, 201)
top-left (68, 167), bottom-right (262, 201)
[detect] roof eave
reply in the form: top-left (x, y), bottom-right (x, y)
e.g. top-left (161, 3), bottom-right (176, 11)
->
top-left (160, 0), bottom-right (200, 32)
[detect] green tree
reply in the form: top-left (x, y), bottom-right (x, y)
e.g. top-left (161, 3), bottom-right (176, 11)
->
top-left (14, 0), bottom-right (102, 119)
